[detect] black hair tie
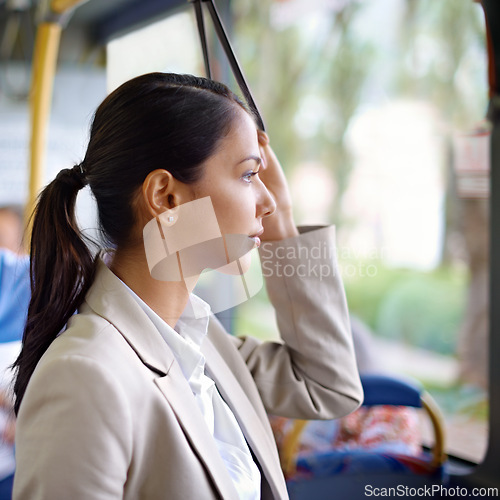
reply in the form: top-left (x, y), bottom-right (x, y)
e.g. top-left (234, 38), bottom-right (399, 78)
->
top-left (71, 163), bottom-right (88, 188)
top-left (56, 164), bottom-right (87, 189)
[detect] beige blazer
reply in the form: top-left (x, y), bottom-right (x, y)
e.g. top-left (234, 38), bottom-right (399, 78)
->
top-left (13, 226), bottom-right (362, 500)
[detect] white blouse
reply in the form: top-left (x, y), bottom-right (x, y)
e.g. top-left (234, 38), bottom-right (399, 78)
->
top-left (126, 287), bottom-right (262, 500)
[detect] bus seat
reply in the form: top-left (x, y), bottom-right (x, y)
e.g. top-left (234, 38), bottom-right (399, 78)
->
top-left (269, 374), bottom-right (447, 499)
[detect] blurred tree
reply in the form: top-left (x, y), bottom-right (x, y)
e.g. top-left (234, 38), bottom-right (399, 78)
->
top-left (231, 0), bottom-right (305, 170)
top-left (394, 0), bottom-right (488, 389)
top-left (311, 4), bottom-right (373, 224)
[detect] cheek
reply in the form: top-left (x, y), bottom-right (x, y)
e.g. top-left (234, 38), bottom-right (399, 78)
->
top-left (210, 190), bottom-right (255, 231)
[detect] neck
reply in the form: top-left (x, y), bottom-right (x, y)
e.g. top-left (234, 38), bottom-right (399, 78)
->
top-left (109, 246), bottom-right (197, 329)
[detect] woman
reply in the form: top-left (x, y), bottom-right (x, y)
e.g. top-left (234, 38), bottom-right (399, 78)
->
top-left (12, 73), bottom-right (362, 499)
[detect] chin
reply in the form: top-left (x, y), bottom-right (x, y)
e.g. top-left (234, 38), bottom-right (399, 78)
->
top-left (216, 250), bottom-right (253, 276)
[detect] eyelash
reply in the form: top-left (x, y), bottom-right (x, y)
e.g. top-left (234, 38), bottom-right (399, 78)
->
top-left (242, 170), bottom-right (260, 183)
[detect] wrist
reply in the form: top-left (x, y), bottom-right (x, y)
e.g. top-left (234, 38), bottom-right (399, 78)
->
top-left (261, 213), bottom-right (299, 241)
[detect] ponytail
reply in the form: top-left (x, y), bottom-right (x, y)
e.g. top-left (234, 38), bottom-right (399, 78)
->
top-left (13, 165), bottom-right (96, 415)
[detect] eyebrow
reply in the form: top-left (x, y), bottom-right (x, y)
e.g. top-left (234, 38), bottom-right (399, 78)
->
top-left (237, 155), bottom-right (262, 166)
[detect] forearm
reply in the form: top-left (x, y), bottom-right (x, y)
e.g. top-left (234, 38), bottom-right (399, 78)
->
top-left (237, 225), bottom-right (363, 419)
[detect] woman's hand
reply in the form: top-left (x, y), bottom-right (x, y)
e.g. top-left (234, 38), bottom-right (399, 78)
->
top-left (257, 131), bottom-right (299, 241)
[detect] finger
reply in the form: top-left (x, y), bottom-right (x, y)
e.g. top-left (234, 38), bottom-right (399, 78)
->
top-left (259, 144), bottom-right (268, 170)
top-left (257, 130), bottom-right (269, 147)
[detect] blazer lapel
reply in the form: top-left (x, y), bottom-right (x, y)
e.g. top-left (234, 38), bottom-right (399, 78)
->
top-left (84, 261), bottom-right (238, 498)
top-left (202, 337), bottom-right (289, 500)
top-left (155, 368), bottom-right (239, 499)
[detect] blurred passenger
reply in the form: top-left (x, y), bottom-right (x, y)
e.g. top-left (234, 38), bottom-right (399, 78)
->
top-left (0, 248), bottom-right (29, 500)
top-left (12, 73), bottom-right (362, 499)
top-left (0, 207), bottom-right (25, 256)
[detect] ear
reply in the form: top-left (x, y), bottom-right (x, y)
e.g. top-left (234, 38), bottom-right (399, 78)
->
top-left (142, 169), bottom-right (178, 218)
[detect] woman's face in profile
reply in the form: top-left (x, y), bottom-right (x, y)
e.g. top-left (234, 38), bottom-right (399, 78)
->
top-left (190, 107), bottom-right (276, 272)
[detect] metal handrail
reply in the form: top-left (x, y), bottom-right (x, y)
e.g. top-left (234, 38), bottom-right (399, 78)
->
top-left (190, 0), bottom-right (265, 131)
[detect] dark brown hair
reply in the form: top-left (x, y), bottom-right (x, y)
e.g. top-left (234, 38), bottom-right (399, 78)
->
top-left (13, 73), bottom-right (247, 414)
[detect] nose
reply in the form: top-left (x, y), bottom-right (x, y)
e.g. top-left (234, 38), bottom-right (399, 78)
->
top-left (256, 179), bottom-right (277, 219)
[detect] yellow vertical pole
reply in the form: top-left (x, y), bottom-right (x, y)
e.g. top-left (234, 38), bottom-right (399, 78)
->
top-left (26, 22), bottom-right (62, 228)
top-left (25, 0), bottom-right (88, 243)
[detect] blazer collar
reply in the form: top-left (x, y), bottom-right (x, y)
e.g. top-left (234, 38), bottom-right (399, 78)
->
top-left (83, 259), bottom-right (175, 376)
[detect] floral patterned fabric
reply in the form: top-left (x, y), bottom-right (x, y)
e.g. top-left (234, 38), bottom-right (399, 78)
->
top-left (269, 405), bottom-right (444, 480)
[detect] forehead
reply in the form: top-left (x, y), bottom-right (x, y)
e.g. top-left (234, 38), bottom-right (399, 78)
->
top-left (196, 107), bottom-right (260, 181)
top-left (219, 108), bottom-right (259, 155)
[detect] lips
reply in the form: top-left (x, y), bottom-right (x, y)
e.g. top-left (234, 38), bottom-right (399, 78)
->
top-left (249, 228), bottom-right (264, 248)
top-left (249, 228), bottom-right (264, 238)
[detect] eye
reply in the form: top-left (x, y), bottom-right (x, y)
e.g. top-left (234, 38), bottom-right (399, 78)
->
top-left (241, 169), bottom-right (260, 184)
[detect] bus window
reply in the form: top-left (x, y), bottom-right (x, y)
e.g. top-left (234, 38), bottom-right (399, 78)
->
top-left (106, 10), bottom-right (202, 92)
top-left (232, 0), bottom-right (488, 464)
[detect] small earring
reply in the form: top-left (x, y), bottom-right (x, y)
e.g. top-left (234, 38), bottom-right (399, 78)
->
top-left (159, 207), bottom-right (178, 227)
